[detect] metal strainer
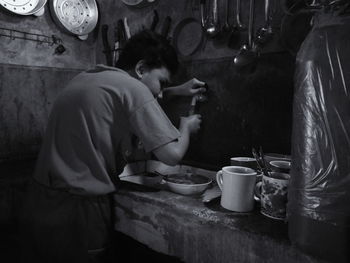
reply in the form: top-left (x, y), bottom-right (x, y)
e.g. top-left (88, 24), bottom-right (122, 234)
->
top-left (49, 0), bottom-right (98, 40)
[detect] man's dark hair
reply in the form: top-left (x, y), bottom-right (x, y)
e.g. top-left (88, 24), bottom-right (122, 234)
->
top-left (116, 30), bottom-right (179, 75)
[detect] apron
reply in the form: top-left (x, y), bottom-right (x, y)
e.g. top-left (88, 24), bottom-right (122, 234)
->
top-left (18, 179), bottom-right (115, 263)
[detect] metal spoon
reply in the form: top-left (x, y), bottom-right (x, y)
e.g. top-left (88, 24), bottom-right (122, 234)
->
top-left (227, 0), bottom-right (245, 49)
top-left (234, 0), bottom-right (257, 67)
top-left (200, 0), bottom-right (206, 28)
top-left (235, 0), bottom-right (245, 30)
top-left (222, 0), bottom-right (231, 32)
top-left (205, 0), bottom-right (220, 38)
top-left (256, 0), bottom-right (274, 46)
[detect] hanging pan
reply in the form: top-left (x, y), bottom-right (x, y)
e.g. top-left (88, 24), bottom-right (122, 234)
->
top-left (172, 18), bottom-right (204, 58)
top-left (0, 0), bottom-right (47, 16)
top-left (49, 0), bottom-right (98, 40)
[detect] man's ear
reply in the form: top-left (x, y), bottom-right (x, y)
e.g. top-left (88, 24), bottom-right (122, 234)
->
top-left (135, 60), bottom-right (145, 79)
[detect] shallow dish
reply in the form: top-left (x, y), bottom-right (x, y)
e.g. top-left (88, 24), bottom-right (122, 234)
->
top-left (269, 160), bottom-right (291, 173)
top-left (163, 174), bottom-right (212, 196)
top-left (264, 153), bottom-right (291, 164)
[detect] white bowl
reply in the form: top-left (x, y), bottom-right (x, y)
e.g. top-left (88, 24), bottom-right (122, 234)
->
top-left (164, 174), bottom-right (212, 195)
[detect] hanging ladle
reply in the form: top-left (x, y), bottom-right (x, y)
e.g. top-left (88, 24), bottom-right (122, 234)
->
top-left (256, 0), bottom-right (274, 46)
top-left (200, 0), bottom-right (220, 38)
top-left (234, 0), bottom-right (257, 67)
top-left (206, 0), bottom-right (220, 37)
top-left (235, 0), bottom-right (245, 31)
top-left (222, 0), bottom-right (232, 32)
top-left (227, 0), bottom-right (246, 49)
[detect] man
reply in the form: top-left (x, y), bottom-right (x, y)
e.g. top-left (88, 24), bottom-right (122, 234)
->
top-left (19, 30), bottom-right (205, 262)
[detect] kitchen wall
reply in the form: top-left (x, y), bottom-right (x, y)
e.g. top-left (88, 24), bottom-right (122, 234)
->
top-left (0, 0), bottom-right (295, 167)
top-left (98, 0), bottom-right (295, 168)
top-left (0, 4), bottom-right (97, 160)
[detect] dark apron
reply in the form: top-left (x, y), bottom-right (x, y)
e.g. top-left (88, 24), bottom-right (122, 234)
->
top-left (18, 179), bottom-right (115, 263)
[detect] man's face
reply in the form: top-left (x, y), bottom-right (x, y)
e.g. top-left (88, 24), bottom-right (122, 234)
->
top-left (140, 66), bottom-right (170, 97)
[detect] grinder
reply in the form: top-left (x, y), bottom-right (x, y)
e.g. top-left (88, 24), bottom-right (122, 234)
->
top-left (188, 84), bottom-right (208, 116)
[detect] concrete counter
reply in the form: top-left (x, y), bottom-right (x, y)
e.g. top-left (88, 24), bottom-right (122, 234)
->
top-left (113, 180), bottom-right (324, 263)
top-left (0, 160), bottom-right (325, 262)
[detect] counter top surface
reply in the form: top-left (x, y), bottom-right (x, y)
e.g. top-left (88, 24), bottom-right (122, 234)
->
top-left (1, 160), bottom-right (324, 262)
top-left (114, 179), bottom-right (324, 263)
top-left (117, 180), bottom-right (289, 240)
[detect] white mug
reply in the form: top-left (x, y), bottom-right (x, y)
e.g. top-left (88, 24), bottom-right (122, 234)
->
top-left (216, 166), bottom-right (257, 212)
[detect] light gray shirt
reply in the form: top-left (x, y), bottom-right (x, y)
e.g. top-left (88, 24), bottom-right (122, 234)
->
top-left (34, 65), bottom-right (180, 196)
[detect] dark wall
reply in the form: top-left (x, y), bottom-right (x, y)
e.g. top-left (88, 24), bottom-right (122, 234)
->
top-left (98, 0), bottom-right (295, 168)
top-left (165, 54), bottom-right (294, 168)
top-left (0, 64), bottom-right (81, 160)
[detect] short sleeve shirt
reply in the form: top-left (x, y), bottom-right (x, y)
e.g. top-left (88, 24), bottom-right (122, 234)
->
top-left (34, 65), bottom-right (180, 196)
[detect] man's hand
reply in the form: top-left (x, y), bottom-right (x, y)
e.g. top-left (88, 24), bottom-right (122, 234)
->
top-left (163, 78), bottom-right (206, 98)
top-left (180, 114), bottom-right (202, 134)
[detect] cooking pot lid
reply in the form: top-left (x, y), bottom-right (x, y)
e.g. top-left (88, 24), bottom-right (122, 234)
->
top-left (50, 0), bottom-right (98, 37)
top-left (0, 0), bottom-right (46, 15)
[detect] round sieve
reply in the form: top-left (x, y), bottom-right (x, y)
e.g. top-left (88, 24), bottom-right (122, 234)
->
top-left (0, 0), bottom-right (47, 16)
top-left (50, 0), bottom-right (98, 40)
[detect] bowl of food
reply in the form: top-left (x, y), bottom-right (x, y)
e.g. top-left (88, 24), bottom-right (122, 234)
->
top-left (163, 173), bottom-right (212, 195)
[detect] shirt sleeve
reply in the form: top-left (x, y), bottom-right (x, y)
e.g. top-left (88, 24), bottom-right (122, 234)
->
top-left (128, 99), bottom-right (181, 153)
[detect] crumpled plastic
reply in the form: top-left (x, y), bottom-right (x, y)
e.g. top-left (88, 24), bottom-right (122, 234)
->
top-left (288, 10), bottom-right (350, 227)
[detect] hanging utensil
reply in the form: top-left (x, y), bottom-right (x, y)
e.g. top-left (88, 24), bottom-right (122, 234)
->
top-left (233, 0), bottom-right (257, 68)
top-left (118, 19), bottom-right (127, 46)
top-left (101, 24), bottom-right (113, 66)
top-left (123, 17), bottom-right (131, 40)
top-left (112, 21), bottom-right (122, 67)
top-left (150, 9), bottom-right (159, 31)
top-left (222, 0), bottom-right (232, 32)
top-left (161, 16), bottom-right (172, 40)
top-left (256, 0), bottom-right (274, 46)
top-left (205, 0), bottom-right (220, 38)
top-left (235, 0), bottom-right (245, 30)
top-left (172, 17), bottom-right (204, 58)
top-left (49, 0), bottom-right (98, 41)
top-left (0, 0), bottom-right (47, 16)
top-left (200, 0), bottom-right (206, 28)
top-left (227, 0), bottom-right (246, 49)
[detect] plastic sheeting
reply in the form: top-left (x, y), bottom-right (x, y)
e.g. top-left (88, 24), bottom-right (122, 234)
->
top-left (288, 10), bottom-right (350, 227)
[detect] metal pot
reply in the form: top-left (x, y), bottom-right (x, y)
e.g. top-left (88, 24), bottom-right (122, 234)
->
top-left (0, 0), bottom-right (47, 16)
top-left (49, 0), bottom-right (98, 40)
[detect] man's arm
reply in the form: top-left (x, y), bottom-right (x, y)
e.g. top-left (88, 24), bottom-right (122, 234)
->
top-left (152, 114), bottom-right (202, 166)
